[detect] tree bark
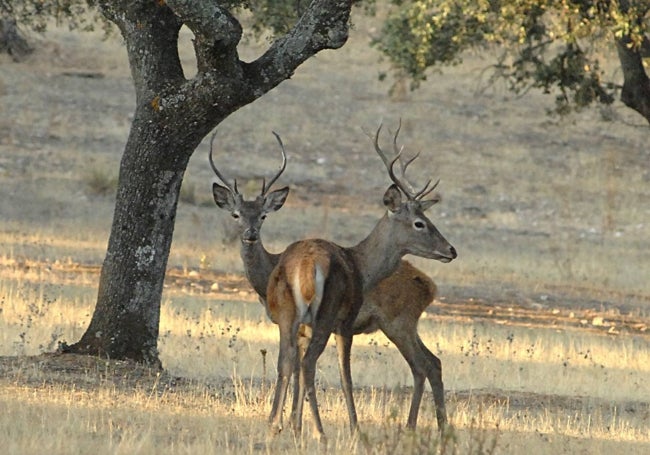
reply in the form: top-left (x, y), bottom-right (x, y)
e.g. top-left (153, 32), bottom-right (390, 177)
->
top-left (616, 37), bottom-right (650, 125)
top-left (614, 1), bottom-right (650, 125)
top-left (65, 113), bottom-right (194, 365)
top-left (63, 0), bottom-right (352, 365)
top-left (0, 16), bottom-right (32, 61)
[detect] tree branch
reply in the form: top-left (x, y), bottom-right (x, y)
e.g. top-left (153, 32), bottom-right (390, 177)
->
top-left (244, 0), bottom-right (351, 95)
top-left (97, 1), bottom-right (184, 102)
top-left (165, 0), bottom-right (242, 73)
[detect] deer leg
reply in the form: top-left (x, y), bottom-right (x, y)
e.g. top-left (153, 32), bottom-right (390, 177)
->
top-left (268, 319), bottom-right (299, 434)
top-left (417, 337), bottom-right (447, 430)
top-left (334, 332), bottom-right (359, 433)
top-left (382, 321), bottom-right (446, 430)
top-left (384, 329), bottom-right (426, 429)
top-left (300, 326), bottom-right (331, 443)
top-left (407, 364), bottom-right (426, 429)
top-left (290, 325), bottom-right (311, 435)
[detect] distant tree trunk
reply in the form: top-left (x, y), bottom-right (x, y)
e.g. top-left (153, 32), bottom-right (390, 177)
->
top-left (63, 0), bottom-right (351, 365)
top-left (615, 1), bottom-right (650, 125)
top-left (0, 16), bottom-right (32, 61)
top-left (616, 35), bottom-right (650, 125)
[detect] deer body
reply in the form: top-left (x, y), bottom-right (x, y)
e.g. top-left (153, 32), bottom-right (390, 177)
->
top-left (267, 238), bottom-right (363, 439)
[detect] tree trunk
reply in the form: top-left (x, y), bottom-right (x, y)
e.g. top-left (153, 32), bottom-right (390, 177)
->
top-left (65, 113), bottom-right (198, 365)
top-left (614, 1), bottom-right (650, 125)
top-left (63, 0), bottom-right (351, 366)
top-left (616, 37), bottom-right (650, 125)
top-left (0, 17), bottom-right (32, 61)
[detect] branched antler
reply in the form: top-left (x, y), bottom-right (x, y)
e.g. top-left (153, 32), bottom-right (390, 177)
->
top-left (372, 121), bottom-right (438, 201)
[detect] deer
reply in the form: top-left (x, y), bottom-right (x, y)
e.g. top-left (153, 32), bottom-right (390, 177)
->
top-left (209, 131), bottom-right (289, 308)
top-left (263, 124), bottom-right (457, 442)
top-left (210, 127), bottom-right (453, 438)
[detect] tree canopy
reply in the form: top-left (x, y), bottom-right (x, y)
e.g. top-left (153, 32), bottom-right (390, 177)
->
top-left (7, 1), bottom-right (648, 122)
top-left (232, 0), bottom-right (650, 123)
top-left (372, 0), bottom-right (650, 122)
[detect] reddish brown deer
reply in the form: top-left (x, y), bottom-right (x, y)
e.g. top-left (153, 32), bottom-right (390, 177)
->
top-left (264, 125), bottom-right (456, 442)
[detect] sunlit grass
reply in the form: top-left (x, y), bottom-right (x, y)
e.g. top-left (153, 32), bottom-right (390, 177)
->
top-left (1, 270), bottom-right (649, 454)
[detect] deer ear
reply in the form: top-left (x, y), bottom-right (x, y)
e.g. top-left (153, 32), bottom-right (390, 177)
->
top-left (419, 194), bottom-right (441, 211)
top-left (383, 184), bottom-right (403, 212)
top-left (213, 183), bottom-right (237, 210)
top-left (264, 186), bottom-right (289, 212)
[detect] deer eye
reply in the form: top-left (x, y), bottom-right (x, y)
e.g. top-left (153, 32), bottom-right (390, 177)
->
top-left (231, 212), bottom-right (240, 220)
top-left (414, 220), bottom-right (426, 230)
top-left (260, 214), bottom-right (267, 221)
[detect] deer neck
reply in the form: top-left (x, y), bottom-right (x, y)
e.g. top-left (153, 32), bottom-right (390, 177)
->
top-left (350, 213), bottom-right (403, 292)
top-left (240, 239), bottom-right (279, 299)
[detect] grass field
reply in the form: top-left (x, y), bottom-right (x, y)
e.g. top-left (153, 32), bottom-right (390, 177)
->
top-left (1, 11), bottom-right (649, 455)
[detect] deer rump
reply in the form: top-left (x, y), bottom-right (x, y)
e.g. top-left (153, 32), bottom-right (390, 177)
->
top-left (267, 239), bottom-right (362, 330)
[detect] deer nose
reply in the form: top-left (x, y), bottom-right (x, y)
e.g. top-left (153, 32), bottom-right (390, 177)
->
top-left (243, 229), bottom-right (259, 242)
top-left (449, 246), bottom-right (457, 259)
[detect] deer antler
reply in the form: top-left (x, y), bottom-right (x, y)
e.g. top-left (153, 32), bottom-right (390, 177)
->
top-left (261, 132), bottom-right (287, 196)
top-left (373, 121), bottom-right (437, 201)
top-left (209, 131), bottom-right (287, 197)
top-left (209, 131), bottom-right (239, 195)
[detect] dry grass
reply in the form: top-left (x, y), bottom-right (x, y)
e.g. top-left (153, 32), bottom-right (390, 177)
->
top-left (1, 268), bottom-right (649, 453)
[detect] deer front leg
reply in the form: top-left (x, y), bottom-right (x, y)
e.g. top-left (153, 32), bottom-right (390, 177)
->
top-left (384, 327), bottom-right (446, 430)
top-left (418, 337), bottom-right (447, 431)
top-left (406, 365), bottom-right (426, 429)
top-left (334, 332), bottom-right (359, 433)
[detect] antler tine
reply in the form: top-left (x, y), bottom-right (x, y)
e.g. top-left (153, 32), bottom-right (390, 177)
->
top-left (373, 123), bottom-right (393, 170)
top-left (391, 118), bottom-right (403, 162)
top-left (261, 131), bottom-right (288, 195)
top-left (414, 178), bottom-right (440, 200)
top-left (391, 120), bottom-right (426, 195)
top-left (387, 151), bottom-right (416, 199)
top-left (373, 122), bottom-right (420, 199)
top-left (373, 124), bottom-right (407, 194)
top-left (209, 132), bottom-right (239, 195)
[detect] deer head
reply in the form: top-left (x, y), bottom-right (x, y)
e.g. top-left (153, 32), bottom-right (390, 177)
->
top-left (210, 132), bottom-right (289, 244)
top-left (372, 122), bottom-right (457, 263)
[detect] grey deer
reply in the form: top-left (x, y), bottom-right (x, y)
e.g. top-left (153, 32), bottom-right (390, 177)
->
top-left (211, 128), bottom-right (452, 433)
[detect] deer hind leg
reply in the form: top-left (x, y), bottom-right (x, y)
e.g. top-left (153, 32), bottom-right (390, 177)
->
top-left (289, 324), bottom-right (312, 435)
top-left (417, 337), bottom-right (447, 430)
top-left (379, 318), bottom-right (433, 429)
top-left (298, 324), bottom-right (332, 443)
top-left (334, 331), bottom-right (358, 433)
top-left (268, 318), bottom-right (300, 435)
